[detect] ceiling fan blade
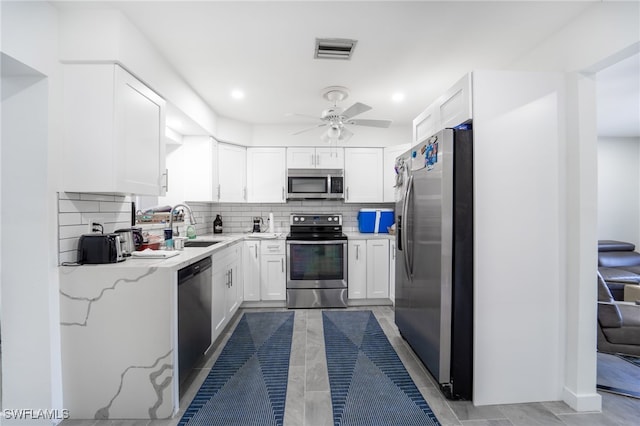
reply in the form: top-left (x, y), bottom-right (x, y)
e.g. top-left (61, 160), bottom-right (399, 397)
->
top-left (346, 118), bottom-right (392, 128)
top-left (292, 123), bottom-right (327, 135)
top-left (342, 102), bottom-right (372, 119)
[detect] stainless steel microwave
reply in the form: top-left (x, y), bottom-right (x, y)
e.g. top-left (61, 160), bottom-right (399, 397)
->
top-left (287, 169), bottom-right (344, 200)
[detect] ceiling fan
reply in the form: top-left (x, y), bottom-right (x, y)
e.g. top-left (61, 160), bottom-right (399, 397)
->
top-left (290, 86), bottom-right (392, 143)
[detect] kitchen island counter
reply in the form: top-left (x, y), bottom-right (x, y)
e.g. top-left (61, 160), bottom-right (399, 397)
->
top-left (57, 232), bottom-right (257, 420)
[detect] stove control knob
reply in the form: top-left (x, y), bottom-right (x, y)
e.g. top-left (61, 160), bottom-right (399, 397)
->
top-left (334, 216), bottom-right (339, 222)
top-left (327, 217), bottom-right (332, 222)
top-left (300, 217), bottom-right (305, 222)
top-left (293, 217), bottom-right (299, 222)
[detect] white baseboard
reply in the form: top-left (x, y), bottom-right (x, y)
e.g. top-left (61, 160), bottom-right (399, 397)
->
top-left (562, 386), bottom-right (602, 412)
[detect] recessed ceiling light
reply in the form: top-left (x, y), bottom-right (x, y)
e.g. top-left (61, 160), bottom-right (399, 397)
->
top-left (231, 89), bottom-right (245, 100)
top-left (392, 92), bottom-right (405, 102)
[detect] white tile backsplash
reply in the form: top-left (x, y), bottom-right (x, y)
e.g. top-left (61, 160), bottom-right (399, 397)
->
top-left (57, 192), bottom-right (133, 264)
top-left (207, 201), bottom-right (394, 234)
top-left (57, 194), bottom-right (394, 264)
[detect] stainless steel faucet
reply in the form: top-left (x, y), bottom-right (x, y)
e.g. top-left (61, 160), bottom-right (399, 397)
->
top-left (170, 203), bottom-right (196, 237)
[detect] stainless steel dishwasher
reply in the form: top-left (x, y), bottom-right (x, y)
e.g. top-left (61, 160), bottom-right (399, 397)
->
top-left (178, 255), bottom-right (212, 392)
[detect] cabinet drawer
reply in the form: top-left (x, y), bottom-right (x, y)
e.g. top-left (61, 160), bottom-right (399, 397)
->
top-left (262, 240), bottom-right (285, 255)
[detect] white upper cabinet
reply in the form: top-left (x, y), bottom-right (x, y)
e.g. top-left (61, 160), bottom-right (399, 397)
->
top-left (413, 103), bottom-right (440, 144)
top-left (218, 143), bottom-right (247, 202)
top-left (183, 136), bottom-right (218, 202)
top-left (344, 148), bottom-right (383, 202)
top-left (383, 144), bottom-right (411, 203)
top-left (62, 64), bottom-right (166, 195)
top-left (247, 147), bottom-right (286, 202)
top-left (287, 147), bottom-right (344, 169)
top-left (315, 147), bottom-right (344, 169)
top-left (438, 73), bottom-right (472, 130)
top-left (413, 73), bottom-right (472, 143)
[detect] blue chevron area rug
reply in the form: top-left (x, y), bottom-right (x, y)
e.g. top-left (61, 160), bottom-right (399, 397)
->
top-left (322, 310), bottom-right (441, 426)
top-left (178, 311), bottom-right (294, 426)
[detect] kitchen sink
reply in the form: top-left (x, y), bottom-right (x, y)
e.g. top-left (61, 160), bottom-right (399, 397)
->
top-left (183, 240), bottom-right (220, 248)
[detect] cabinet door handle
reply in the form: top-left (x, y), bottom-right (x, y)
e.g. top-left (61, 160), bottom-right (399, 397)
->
top-left (316, 154), bottom-right (320, 167)
top-left (243, 187), bottom-right (247, 201)
top-left (162, 169), bottom-right (169, 192)
top-left (311, 153), bottom-right (315, 166)
top-left (356, 245), bottom-right (359, 260)
top-left (217, 184), bottom-right (221, 200)
top-left (281, 258), bottom-right (284, 273)
top-left (230, 269), bottom-right (233, 286)
top-left (282, 186), bottom-right (285, 201)
top-left (346, 187), bottom-right (349, 201)
top-left (254, 245), bottom-right (258, 259)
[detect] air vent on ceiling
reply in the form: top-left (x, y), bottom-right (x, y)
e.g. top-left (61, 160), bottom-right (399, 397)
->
top-left (314, 38), bottom-right (357, 60)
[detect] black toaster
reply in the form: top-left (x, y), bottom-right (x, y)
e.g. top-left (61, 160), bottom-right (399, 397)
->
top-left (78, 234), bottom-right (125, 264)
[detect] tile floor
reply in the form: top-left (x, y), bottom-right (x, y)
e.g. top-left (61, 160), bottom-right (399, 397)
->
top-left (61, 306), bottom-right (640, 426)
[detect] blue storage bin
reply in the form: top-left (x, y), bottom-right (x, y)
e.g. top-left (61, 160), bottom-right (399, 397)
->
top-left (358, 208), bottom-right (394, 233)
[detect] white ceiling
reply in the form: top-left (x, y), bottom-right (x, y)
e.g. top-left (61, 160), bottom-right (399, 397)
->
top-left (54, 1), bottom-right (638, 138)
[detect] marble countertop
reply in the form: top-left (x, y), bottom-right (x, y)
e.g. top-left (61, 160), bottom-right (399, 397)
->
top-left (61, 231), bottom-right (394, 272)
top-left (344, 231), bottom-right (395, 240)
top-left (62, 233), bottom-right (277, 271)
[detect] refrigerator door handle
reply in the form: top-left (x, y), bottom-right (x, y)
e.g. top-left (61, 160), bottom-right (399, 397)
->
top-left (402, 174), bottom-right (414, 277)
top-left (397, 214), bottom-right (403, 251)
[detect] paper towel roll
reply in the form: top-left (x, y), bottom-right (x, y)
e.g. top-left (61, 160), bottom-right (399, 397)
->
top-left (268, 212), bottom-right (274, 233)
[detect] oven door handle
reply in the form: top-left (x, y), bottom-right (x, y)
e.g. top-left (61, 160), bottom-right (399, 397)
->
top-left (286, 240), bottom-right (346, 245)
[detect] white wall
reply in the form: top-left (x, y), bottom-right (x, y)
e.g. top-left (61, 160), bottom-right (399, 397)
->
top-left (1, 2), bottom-right (65, 420)
top-left (597, 137), bottom-right (640, 247)
top-left (472, 70), bottom-right (565, 406)
top-left (508, 0), bottom-right (639, 413)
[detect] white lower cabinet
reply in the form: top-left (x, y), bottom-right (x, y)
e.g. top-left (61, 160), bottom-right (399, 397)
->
top-left (243, 241), bottom-right (261, 301)
top-left (348, 240), bottom-right (367, 299)
top-left (367, 239), bottom-right (390, 298)
top-left (260, 241), bottom-right (286, 301)
top-left (348, 239), bottom-right (390, 300)
top-left (212, 243), bottom-right (243, 342)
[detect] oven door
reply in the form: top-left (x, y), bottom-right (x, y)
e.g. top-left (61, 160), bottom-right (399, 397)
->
top-left (286, 240), bottom-right (347, 289)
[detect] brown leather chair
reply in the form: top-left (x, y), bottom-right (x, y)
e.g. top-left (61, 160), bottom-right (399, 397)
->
top-left (597, 272), bottom-right (640, 356)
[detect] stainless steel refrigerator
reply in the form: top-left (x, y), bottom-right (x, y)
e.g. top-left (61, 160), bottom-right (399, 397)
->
top-left (395, 126), bottom-right (473, 400)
